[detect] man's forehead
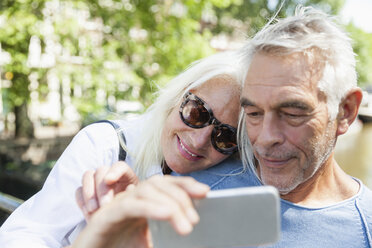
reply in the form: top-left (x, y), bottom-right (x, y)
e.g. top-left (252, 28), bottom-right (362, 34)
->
top-left (241, 83), bottom-right (317, 109)
top-left (241, 94), bottom-right (313, 109)
top-left (244, 51), bottom-right (324, 89)
top-left (243, 79), bottom-right (316, 96)
top-left (243, 83), bottom-right (319, 100)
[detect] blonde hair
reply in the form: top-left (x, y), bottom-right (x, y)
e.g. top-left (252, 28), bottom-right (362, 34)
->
top-left (129, 51), bottom-right (245, 179)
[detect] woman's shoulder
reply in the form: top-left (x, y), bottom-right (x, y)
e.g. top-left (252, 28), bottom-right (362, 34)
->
top-left (78, 121), bottom-right (120, 148)
top-left (76, 116), bottom-right (145, 153)
top-left (54, 121), bottom-right (122, 167)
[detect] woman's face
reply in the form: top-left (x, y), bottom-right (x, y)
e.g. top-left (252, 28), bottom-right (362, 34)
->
top-left (161, 76), bottom-right (241, 174)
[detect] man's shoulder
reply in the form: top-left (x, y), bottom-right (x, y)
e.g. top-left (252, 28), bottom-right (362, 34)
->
top-left (276, 184), bottom-right (372, 248)
top-left (357, 183), bottom-right (372, 245)
top-left (362, 183), bottom-right (372, 195)
top-left (358, 183), bottom-right (372, 210)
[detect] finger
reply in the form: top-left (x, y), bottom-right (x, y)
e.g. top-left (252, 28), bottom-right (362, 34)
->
top-left (149, 176), bottom-right (200, 225)
top-left (75, 187), bottom-right (91, 221)
top-left (133, 179), bottom-right (194, 235)
top-left (94, 166), bottom-right (114, 207)
top-left (165, 176), bottom-right (210, 198)
top-left (99, 190), bottom-right (193, 236)
top-left (127, 184), bottom-right (137, 191)
top-left (82, 170), bottom-right (99, 213)
top-left (94, 190), bottom-right (169, 224)
top-left (104, 161), bottom-right (139, 187)
top-left (146, 226), bottom-right (153, 248)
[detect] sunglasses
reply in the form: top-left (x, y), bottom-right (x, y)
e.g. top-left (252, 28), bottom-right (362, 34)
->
top-left (179, 92), bottom-right (238, 155)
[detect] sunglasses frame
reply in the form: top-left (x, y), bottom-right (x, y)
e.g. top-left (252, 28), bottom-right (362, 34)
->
top-left (179, 92), bottom-right (238, 155)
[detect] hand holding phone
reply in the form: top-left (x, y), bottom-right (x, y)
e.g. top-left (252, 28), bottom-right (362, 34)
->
top-left (149, 186), bottom-right (280, 248)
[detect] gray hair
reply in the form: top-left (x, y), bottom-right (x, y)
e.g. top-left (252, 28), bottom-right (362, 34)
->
top-left (131, 51), bottom-right (245, 179)
top-left (238, 5), bottom-right (357, 175)
top-left (241, 5), bottom-right (357, 120)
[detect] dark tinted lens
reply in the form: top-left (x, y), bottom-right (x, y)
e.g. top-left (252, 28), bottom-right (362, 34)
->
top-left (213, 126), bottom-right (237, 150)
top-left (182, 100), bottom-right (210, 126)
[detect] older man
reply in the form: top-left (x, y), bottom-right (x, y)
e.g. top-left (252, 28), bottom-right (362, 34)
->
top-left (238, 6), bottom-right (372, 247)
top-left (70, 6), bottom-right (372, 248)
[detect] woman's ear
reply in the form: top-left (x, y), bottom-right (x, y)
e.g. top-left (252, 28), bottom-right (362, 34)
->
top-left (336, 88), bottom-right (363, 136)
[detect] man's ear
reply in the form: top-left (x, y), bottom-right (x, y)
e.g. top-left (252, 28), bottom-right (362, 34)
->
top-left (336, 88), bottom-right (363, 136)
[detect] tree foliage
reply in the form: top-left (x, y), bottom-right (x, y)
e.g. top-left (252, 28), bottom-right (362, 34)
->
top-left (0, 0), bottom-right (46, 137)
top-left (0, 0), bottom-right (370, 137)
top-left (345, 24), bottom-right (372, 86)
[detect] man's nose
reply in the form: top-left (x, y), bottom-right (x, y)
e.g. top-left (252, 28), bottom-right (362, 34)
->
top-left (256, 114), bottom-right (284, 148)
top-left (190, 125), bottom-right (214, 150)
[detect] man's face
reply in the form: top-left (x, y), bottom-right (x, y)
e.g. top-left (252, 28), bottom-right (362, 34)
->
top-left (241, 52), bottom-right (337, 194)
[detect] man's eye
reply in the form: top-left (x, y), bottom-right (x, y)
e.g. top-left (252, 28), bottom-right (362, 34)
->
top-left (283, 112), bottom-right (307, 126)
top-left (246, 112), bottom-right (260, 117)
top-left (285, 113), bottom-right (301, 118)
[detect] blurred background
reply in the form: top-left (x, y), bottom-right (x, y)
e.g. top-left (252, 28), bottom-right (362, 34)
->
top-left (0, 0), bottom-right (372, 223)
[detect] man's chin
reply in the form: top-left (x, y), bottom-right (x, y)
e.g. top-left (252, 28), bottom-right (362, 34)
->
top-left (278, 188), bottom-right (292, 195)
top-left (261, 177), bottom-right (297, 195)
top-left (269, 184), bottom-right (293, 195)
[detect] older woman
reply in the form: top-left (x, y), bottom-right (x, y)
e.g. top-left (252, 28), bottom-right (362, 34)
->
top-left (0, 50), bottom-right (254, 247)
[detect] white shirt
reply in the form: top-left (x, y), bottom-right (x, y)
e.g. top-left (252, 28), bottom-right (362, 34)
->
top-left (0, 116), bottom-right (163, 247)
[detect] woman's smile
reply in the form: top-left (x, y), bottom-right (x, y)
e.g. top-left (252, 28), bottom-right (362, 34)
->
top-left (177, 135), bottom-right (203, 161)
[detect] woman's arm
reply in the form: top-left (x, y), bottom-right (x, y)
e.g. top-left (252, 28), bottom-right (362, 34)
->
top-left (0, 123), bottom-right (121, 247)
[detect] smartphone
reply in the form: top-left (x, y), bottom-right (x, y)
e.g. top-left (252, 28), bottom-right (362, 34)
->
top-left (148, 186), bottom-right (280, 248)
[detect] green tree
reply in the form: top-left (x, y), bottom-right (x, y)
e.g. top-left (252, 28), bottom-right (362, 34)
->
top-left (0, 0), bottom-right (46, 138)
top-left (210, 0), bottom-right (345, 37)
top-left (1, 0), bottom-right (370, 139)
top-left (345, 24), bottom-right (372, 86)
